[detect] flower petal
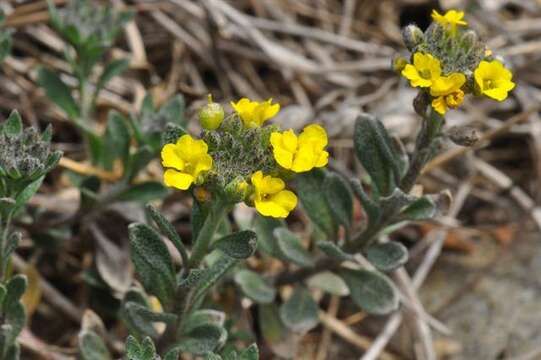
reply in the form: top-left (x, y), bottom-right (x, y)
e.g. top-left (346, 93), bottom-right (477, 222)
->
top-left (161, 143), bottom-right (185, 170)
top-left (164, 169), bottom-right (194, 190)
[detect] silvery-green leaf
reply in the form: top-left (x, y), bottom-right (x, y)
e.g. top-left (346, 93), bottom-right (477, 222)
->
top-left (212, 231), bottom-right (257, 259)
top-left (365, 242), bottom-right (408, 272)
top-left (128, 223), bottom-right (175, 307)
top-left (234, 270), bottom-right (276, 304)
top-left (339, 268), bottom-right (399, 315)
top-left (295, 169), bottom-right (337, 236)
top-left (353, 114), bottom-right (402, 197)
top-left (279, 287), bottom-right (319, 333)
top-left (273, 228), bottom-right (314, 268)
top-left (324, 172), bottom-right (354, 228)
top-left (78, 330), bottom-right (112, 360)
top-left (307, 271), bottom-right (349, 296)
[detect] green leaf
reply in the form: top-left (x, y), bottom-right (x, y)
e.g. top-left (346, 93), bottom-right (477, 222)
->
top-left (177, 324), bottom-right (228, 356)
top-left (125, 146), bottom-right (153, 181)
top-left (146, 204), bottom-right (188, 266)
top-left (324, 172), bottom-right (353, 228)
top-left (159, 94), bottom-right (186, 126)
top-left (164, 348), bottom-right (182, 360)
top-left (116, 182), bottom-right (168, 203)
top-left (204, 353), bottom-right (223, 360)
top-left (37, 67), bottom-right (80, 119)
top-left (295, 169), bottom-right (337, 236)
top-left (279, 286), bottom-right (319, 333)
top-left (238, 344), bottom-right (259, 360)
top-left (307, 271), bottom-right (349, 296)
top-left (188, 254), bottom-right (237, 312)
top-left (103, 111), bottom-right (131, 169)
top-left (400, 196), bottom-right (437, 221)
top-left (4, 275), bottom-right (27, 311)
top-left (251, 215), bottom-right (284, 257)
top-left (234, 270), bottom-right (276, 304)
top-left (78, 330), bottom-right (112, 360)
top-left (181, 309), bottom-right (225, 335)
top-left (350, 178), bottom-right (381, 225)
top-left (2, 110), bottom-right (22, 136)
top-left (212, 231), bottom-right (257, 259)
top-left (128, 223), bottom-right (176, 307)
top-left (273, 228), bottom-right (314, 267)
top-left (365, 242), bottom-right (409, 272)
top-left (125, 301), bottom-right (177, 325)
top-left (3, 232), bottom-right (21, 267)
top-left (339, 269), bottom-right (399, 315)
top-left (13, 176), bottom-right (44, 214)
top-left (257, 304), bottom-right (295, 358)
top-left (121, 290), bottom-right (158, 338)
top-left (97, 58), bottom-right (129, 91)
top-left (161, 123), bottom-right (186, 147)
top-left (316, 241), bottom-right (353, 262)
top-left (353, 113), bottom-right (401, 197)
top-left (3, 302), bottom-right (25, 347)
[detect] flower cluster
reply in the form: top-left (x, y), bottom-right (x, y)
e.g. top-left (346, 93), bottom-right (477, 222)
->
top-left (398, 9), bottom-right (515, 115)
top-left (161, 97), bottom-right (329, 218)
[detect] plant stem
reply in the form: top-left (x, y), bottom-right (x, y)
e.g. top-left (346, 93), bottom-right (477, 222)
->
top-left (400, 109), bottom-right (442, 193)
top-left (0, 211), bottom-right (13, 282)
top-left (188, 201), bottom-right (227, 269)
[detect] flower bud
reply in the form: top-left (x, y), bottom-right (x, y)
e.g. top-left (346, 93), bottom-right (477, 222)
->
top-left (224, 177), bottom-right (250, 203)
top-left (392, 55), bottom-right (408, 73)
top-left (199, 94), bottom-right (224, 130)
top-left (402, 24), bottom-right (424, 51)
top-left (461, 30), bottom-right (478, 50)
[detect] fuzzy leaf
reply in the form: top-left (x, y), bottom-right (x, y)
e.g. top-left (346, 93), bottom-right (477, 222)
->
top-left (400, 196), bottom-right (437, 221)
top-left (324, 172), bottom-right (354, 228)
top-left (238, 344), bottom-right (259, 360)
top-left (234, 269), bottom-right (276, 304)
top-left (339, 269), bottom-right (399, 315)
top-left (117, 182), bottom-right (168, 203)
top-left (212, 231), bottom-right (257, 259)
top-left (128, 223), bottom-right (176, 307)
top-left (295, 169), bottom-right (337, 236)
top-left (177, 324), bottom-right (228, 356)
top-left (2, 110), bottom-right (22, 136)
top-left (307, 271), bottom-right (349, 296)
top-left (14, 176), bottom-right (44, 214)
top-left (181, 309), bottom-right (226, 335)
top-left (279, 286), bottom-right (319, 333)
top-left (273, 228), bottom-right (314, 267)
top-left (251, 215), bottom-right (284, 257)
top-left (103, 111), bottom-right (131, 169)
top-left (78, 330), bottom-right (112, 360)
top-left (159, 94), bottom-right (186, 126)
top-left (316, 241), bottom-right (353, 261)
top-left (37, 68), bottom-right (79, 119)
top-left (365, 242), bottom-right (409, 272)
top-left (353, 114), bottom-right (401, 197)
top-left (146, 204), bottom-right (187, 264)
top-left (97, 58), bottom-right (129, 91)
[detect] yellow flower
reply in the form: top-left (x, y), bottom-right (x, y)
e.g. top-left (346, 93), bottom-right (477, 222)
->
top-left (251, 171), bottom-right (297, 218)
top-left (431, 9), bottom-right (467, 33)
top-left (474, 60), bottom-right (515, 101)
top-left (401, 53), bottom-right (442, 88)
top-left (270, 124), bottom-right (329, 173)
top-left (161, 134), bottom-right (213, 190)
top-left (230, 98), bottom-right (280, 128)
top-left (429, 72), bottom-right (466, 114)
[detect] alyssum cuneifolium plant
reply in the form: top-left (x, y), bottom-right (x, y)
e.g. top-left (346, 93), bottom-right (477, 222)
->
top-left (121, 96), bottom-right (328, 358)
top-left (38, 0), bottom-right (133, 165)
top-left (398, 9), bottom-right (515, 115)
top-left (0, 111), bottom-right (61, 360)
top-left (114, 9), bottom-right (515, 359)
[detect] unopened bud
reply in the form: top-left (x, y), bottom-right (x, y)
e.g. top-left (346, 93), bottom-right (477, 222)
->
top-left (447, 125), bottom-right (479, 147)
top-left (224, 177), bottom-right (250, 203)
top-left (392, 55), bottom-right (408, 73)
top-left (413, 91), bottom-right (430, 117)
top-left (402, 24), bottom-right (424, 51)
top-left (199, 94), bottom-right (224, 130)
top-left (461, 30), bottom-right (478, 49)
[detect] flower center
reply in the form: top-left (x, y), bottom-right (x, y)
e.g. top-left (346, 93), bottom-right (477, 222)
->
top-left (419, 69), bottom-right (432, 79)
top-left (483, 79), bottom-right (495, 90)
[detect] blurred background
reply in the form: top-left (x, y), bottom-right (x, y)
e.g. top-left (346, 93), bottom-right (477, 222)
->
top-left (1, 0), bottom-right (541, 359)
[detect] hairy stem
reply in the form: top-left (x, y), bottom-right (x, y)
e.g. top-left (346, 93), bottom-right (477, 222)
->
top-left (188, 201), bottom-right (227, 269)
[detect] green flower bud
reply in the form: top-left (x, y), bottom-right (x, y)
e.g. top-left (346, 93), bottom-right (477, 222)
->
top-left (199, 94), bottom-right (224, 130)
top-left (392, 55), bottom-right (408, 73)
top-left (402, 24), bottom-right (424, 51)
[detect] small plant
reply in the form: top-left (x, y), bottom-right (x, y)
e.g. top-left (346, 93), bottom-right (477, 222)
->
top-left (38, 0), bottom-right (133, 165)
top-left (0, 111), bottom-right (61, 359)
